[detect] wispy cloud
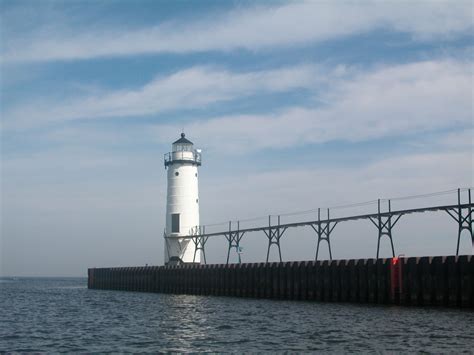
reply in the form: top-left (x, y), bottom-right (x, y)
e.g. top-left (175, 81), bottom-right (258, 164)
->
top-left (2, 64), bottom-right (340, 129)
top-left (153, 60), bottom-right (473, 152)
top-left (4, 59), bottom-right (470, 150)
top-left (2, 1), bottom-right (472, 63)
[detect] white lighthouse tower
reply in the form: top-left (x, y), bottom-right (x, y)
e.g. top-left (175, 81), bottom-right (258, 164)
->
top-left (164, 133), bottom-right (202, 265)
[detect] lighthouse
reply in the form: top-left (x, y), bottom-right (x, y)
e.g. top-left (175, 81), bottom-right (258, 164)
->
top-left (164, 133), bottom-right (202, 265)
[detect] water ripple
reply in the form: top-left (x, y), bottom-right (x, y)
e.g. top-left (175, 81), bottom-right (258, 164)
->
top-left (1, 278), bottom-right (473, 352)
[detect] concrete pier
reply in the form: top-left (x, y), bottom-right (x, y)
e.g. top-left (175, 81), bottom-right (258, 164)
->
top-left (88, 255), bottom-right (473, 307)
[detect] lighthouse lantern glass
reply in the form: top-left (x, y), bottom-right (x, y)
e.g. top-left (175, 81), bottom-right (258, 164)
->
top-left (173, 142), bottom-right (193, 152)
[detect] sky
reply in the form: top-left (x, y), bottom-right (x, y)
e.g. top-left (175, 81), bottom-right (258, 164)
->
top-left (1, 0), bottom-right (473, 277)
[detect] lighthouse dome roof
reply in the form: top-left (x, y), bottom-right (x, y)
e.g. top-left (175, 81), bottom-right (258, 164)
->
top-left (173, 133), bottom-right (193, 145)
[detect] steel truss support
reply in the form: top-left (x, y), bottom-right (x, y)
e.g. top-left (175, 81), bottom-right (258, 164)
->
top-left (444, 188), bottom-right (473, 255)
top-left (164, 229), bottom-right (187, 265)
top-left (264, 215), bottom-right (288, 262)
top-left (311, 208), bottom-right (337, 261)
top-left (369, 199), bottom-right (402, 259)
top-left (164, 229), bottom-right (172, 262)
top-left (224, 221), bottom-right (246, 264)
top-left (190, 226), bottom-right (209, 264)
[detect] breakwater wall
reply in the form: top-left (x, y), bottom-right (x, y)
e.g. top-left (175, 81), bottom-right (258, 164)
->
top-left (88, 255), bottom-right (473, 307)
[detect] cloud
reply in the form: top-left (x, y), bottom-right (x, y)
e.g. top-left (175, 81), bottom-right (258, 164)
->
top-left (438, 129), bottom-right (474, 151)
top-left (154, 59), bottom-right (473, 152)
top-left (2, 1), bottom-right (472, 63)
top-left (2, 64), bottom-right (340, 130)
top-left (4, 58), bottom-right (471, 140)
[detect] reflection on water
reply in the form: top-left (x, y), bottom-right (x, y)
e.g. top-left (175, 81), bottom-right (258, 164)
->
top-left (1, 278), bottom-right (473, 352)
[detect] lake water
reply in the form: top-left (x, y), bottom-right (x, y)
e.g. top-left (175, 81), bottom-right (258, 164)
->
top-left (1, 278), bottom-right (473, 352)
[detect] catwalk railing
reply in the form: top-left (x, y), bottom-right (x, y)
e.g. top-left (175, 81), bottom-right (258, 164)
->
top-left (165, 188), bottom-right (473, 264)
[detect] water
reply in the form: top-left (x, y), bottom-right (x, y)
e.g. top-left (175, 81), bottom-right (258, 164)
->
top-left (1, 278), bottom-right (473, 352)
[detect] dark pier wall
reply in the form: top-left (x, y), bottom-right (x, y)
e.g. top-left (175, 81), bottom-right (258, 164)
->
top-left (88, 256), bottom-right (473, 307)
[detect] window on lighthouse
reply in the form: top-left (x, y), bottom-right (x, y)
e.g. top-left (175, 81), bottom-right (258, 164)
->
top-left (171, 213), bottom-right (180, 233)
